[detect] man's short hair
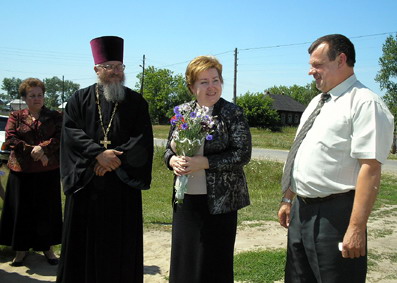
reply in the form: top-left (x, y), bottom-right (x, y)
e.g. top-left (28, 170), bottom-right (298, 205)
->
top-left (308, 34), bottom-right (356, 67)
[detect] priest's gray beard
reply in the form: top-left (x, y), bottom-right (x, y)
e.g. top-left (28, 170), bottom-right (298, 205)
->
top-left (97, 78), bottom-right (125, 103)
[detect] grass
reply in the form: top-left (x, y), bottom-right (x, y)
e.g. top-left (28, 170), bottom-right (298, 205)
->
top-left (153, 125), bottom-right (297, 150)
top-left (234, 249), bottom-right (286, 283)
top-left (142, 154), bottom-right (284, 228)
top-left (250, 127), bottom-right (296, 149)
top-left (143, 148), bottom-right (397, 281)
top-left (152, 125), bottom-right (171, 140)
top-left (154, 125), bottom-right (397, 158)
top-left (0, 126), bottom-right (396, 281)
top-left (142, 146), bottom-right (174, 228)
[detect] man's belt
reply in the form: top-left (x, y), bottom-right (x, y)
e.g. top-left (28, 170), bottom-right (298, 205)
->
top-left (298, 190), bottom-right (355, 204)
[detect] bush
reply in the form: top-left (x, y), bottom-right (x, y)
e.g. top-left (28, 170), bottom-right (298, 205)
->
top-left (237, 91), bottom-right (280, 131)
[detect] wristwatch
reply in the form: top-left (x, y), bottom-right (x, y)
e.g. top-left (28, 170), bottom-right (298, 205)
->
top-left (281, 197), bottom-right (292, 204)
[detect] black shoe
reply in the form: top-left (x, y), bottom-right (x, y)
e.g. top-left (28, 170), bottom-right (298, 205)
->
top-left (10, 252), bottom-right (27, 267)
top-left (46, 257), bottom-right (59, 265)
top-left (10, 260), bottom-right (24, 267)
top-left (44, 253), bottom-right (59, 265)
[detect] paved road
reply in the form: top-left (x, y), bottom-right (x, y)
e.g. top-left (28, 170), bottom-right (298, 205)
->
top-left (155, 138), bottom-right (397, 174)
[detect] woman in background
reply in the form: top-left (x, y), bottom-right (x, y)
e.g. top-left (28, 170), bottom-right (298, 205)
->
top-left (164, 56), bottom-right (252, 283)
top-left (0, 78), bottom-right (63, 266)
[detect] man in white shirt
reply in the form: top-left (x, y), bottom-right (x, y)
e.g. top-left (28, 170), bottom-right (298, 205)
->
top-left (278, 34), bottom-right (394, 283)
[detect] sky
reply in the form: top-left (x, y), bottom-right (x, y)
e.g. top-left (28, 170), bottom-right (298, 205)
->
top-left (1, 0), bottom-right (396, 103)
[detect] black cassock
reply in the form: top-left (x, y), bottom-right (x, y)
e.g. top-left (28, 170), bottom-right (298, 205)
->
top-left (56, 84), bottom-right (153, 283)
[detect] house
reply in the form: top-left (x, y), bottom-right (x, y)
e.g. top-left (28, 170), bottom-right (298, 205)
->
top-left (7, 99), bottom-right (27, 111)
top-left (267, 93), bottom-right (306, 126)
top-left (58, 101), bottom-right (67, 110)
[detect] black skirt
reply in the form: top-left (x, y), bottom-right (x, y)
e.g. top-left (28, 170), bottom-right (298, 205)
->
top-left (0, 169), bottom-right (62, 251)
top-left (169, 194), bottom-right (237, 283)
top-left (56, 172), bottom-right (144, 283)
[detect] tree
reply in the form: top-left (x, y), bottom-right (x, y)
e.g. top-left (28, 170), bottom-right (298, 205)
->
top-left (236, 91), bottom-right (280, 130)
top-left (136, 67), bottom-right (191, 124)
top-left (375, 34), bottom-right (397, 113)
top-left (1, 77), bottom-right (22, 101)
top-left (1, 76), bottom-right (79, 110)
top-left (44, 76), bottom-right (80, 109)
top-left (167, 74), bottom-right (192, 117)
top-left (375, 34), bottom-right (397, 153)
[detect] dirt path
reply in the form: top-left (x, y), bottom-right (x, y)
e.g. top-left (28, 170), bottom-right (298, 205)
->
top-left (1, 207), bottom-right (396, 283)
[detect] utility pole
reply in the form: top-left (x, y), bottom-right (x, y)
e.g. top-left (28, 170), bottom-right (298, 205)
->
top-left (140, 54), bottom-right (145, 95)
top-left (62, 75), bottom-right (65, 109)
top-left (233, 48), bottom-right (238, 104)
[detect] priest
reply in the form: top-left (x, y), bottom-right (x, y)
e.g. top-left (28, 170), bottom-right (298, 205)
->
top-left (56, 36), bottom-right (153, 283)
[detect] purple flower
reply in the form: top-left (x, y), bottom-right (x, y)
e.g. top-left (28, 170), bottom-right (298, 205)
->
top-left (190, 112), bottom-right (197, 118)
top-left (206, 134), bottom-right (213, 141)
top-left (181, 123), bottom-right (189, 130)
top-left (170, 116), bottom-right (178, 125)
top-left (174, 106), bottom-right (180, 114)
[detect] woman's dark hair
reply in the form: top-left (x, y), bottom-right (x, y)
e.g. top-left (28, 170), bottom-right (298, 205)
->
top-left (308, 34), bottom-right (356, 67)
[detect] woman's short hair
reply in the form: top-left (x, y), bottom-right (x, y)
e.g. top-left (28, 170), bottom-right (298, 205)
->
top-left (185, 56), bottom-right (223, 93)
top-left (18, 78), bottom-right (45, 97)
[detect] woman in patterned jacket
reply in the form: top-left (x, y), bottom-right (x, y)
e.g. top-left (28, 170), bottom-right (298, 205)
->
top-left (0, 78), bottom-right (62, 267)
top-left (164, 55), bottom-right (252, 283)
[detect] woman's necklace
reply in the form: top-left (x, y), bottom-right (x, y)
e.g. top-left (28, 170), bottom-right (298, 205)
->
top-left (96, 84), bottom-right (118, 149)
top-left (29, 110), bottom-right (40, 121)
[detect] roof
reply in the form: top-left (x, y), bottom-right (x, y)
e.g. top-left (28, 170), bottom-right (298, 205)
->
top-left (7, 99), bottom-right (26, 105)
top-left (58, 101), bottom-right (67, 108)
top-left (268, 93), bottom-right (306, 112)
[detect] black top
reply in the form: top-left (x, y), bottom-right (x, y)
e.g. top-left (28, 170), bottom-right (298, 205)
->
top-left (60, 84), bottom-right (153, 194)
top-left (164, 98), bottom-right (252, 214)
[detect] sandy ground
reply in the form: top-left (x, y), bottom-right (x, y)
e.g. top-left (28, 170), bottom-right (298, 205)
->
top-left (0, 205), bottom-right (396, 283)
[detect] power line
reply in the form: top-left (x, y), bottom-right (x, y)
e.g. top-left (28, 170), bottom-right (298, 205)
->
top-left (152, 31), bottom-right (397, 71)
top-left (1, 31), bottom-right (395, 86)
top-left (239, 31), bottom-right (397, 52)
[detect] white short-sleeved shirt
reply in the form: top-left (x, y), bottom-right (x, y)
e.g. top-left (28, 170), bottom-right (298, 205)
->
top-left (291, 74), bottom-right (394, 198)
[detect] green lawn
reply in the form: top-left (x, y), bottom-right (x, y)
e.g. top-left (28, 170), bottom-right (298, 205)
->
top-left (0, 127), bottom-right (396, 281)
top-left (153, 125), bottom-right (297, 150)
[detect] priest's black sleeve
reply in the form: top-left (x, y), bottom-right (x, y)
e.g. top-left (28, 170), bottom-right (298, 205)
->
top-left (60, 87), bottom-right (104, 195)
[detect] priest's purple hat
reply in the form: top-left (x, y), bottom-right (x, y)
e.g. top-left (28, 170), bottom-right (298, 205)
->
top-left (90, 36), bottom-right (124, 64)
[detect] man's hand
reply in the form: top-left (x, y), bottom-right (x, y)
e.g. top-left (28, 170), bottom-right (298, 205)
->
top-left (96, 150), bottom-right (123, 172)
top-left (278, 203), bottom-right (292, 228)
top-left (278, 189), bottom-right (295, 228)
top-left (341, 225), bottom-right (366, 258)
top-left (341, 159), bottom-right (381, 258)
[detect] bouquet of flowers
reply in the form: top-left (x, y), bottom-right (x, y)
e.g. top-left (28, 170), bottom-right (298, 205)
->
top-left (170, 103), bottom-right (216, 203)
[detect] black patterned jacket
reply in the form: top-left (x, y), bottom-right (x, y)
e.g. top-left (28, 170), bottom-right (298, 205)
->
top-left (164, 98), bottom-right (252, 214)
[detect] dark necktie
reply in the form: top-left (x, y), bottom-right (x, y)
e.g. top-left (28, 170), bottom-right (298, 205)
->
top-left (281, 93), bottom-right (331, 193)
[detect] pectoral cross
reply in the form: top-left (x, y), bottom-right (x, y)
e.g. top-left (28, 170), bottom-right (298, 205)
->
top-left (100, 136), bottom-right (111, 149)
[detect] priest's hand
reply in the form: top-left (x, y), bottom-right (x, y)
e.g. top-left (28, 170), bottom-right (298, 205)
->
top-left (96, 149), bottom-right (123, 172)
top-left (31, 145), bottom-right (45, 161)
top-left (94, 162), bottom-right (109, 176)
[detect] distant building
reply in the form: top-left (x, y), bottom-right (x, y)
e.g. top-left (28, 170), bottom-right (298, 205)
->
top-left (267, 93), bottom-right (306, 126)
top-left (7, 99), bottom-right (27, 111)
top-left (58, 101), bottom-right (67, 110)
